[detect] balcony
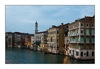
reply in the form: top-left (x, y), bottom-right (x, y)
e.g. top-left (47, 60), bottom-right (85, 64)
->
top-left (76, 33), bottom-right (84, 35)
top-left (86, 33), bottom-right (90, 35)
top-left (92, 41), bottom-right (94, 43)
top-left (69, 33), bottom-right (77, 36)
top-left (92, 33), bottom-right (94, 36)
top-left (80, 33), bottom-right (84, 35)
top-left (47, 42), bottom-right (55, 44)
top-left (86, 41), bottom-right (90, 43)
top-left (91, 26), bottom-right (94, 28)
top-left (77, 41), bottom-right (84, 43)
top-left (57, 34), bottom-right (59, 36)
top-left (70, 41), bottom-right (76, 43)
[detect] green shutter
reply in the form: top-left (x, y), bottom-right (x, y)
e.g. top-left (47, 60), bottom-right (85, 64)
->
top-left (86, 29), bottom-right (89, 34)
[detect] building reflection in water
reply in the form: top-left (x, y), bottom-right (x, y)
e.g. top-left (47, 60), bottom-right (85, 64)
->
top-left (63, 56), bottom-right (70, 64)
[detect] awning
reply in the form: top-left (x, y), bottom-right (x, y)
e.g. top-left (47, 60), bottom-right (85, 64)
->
top-left (34, 41), bottom-right (41, 45)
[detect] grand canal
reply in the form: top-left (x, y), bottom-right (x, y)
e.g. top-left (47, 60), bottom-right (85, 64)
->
top-left (5, 48), bottom-right (94, 64)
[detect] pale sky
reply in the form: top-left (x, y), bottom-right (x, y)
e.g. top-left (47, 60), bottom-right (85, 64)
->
top-left (6, 5), bottom-right (95, 34)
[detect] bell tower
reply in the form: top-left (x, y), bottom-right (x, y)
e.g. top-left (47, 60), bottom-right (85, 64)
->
top-left (35, 21), bottom-right (38, 34)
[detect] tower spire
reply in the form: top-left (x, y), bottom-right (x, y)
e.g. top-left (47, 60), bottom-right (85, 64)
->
top-left (35, 20), bottom-right (38, 34)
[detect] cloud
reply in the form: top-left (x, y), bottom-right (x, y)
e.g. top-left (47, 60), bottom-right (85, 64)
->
top-left (20, 19), bottom-right (35, 23)
top-left (6, 5), bottom-right (94, 34)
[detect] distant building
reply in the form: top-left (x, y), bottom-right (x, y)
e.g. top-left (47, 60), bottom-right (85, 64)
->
top-left (25, 34), bottom-right (31, 48)
top-left (40, 31), bottom-right (48, 52)
top-left (68, 15), bottom-right (95, 60)
top-left (30, 34), bottom-right (34, 49)
top-left (34, 31), bottom-right (47, 51)
top-left (14, 32), bottom-right (28, 48)
top-left (6, 32), bottom-right (29, 48)
top-left (14, 32), bottom-right (21, 47)
top-left (34, 21), bottom-right (48, 51)
top-left (6, 32), bottom-right (14, 47)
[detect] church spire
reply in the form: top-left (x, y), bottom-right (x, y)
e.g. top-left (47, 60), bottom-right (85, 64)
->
top-left (35, 20), bottom-right (38, 34)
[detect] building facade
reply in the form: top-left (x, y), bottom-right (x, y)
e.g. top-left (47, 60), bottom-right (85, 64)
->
top-left (14, 32), bottom-right (28, 48)
top-left (34, 31), bottom-right (47, 51)
top-left (25, 34), bottom-right (31, 48)
top-left (47, 23), bottom-right (69, 54)
top-left (30, 34), bottom-right (34, 49)
top-left (68, 16), bottom-right (95, 60)
top-left (47, 25), bottom-right (59, 54)
top-left (14, 32), bottom-right (21, 47)
top-left (6, 32), bottom-right (14, 47)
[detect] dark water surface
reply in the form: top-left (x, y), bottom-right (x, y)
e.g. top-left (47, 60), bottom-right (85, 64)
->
top-left (5, 48), bottom-right (94, 64)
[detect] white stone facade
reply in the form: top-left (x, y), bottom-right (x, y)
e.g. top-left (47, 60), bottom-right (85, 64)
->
top-left (69, 48), bottom-right (94, 60)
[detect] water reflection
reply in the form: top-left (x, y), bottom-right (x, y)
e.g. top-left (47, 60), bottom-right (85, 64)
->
top-left (6, 48), bottom-right (94, 64)
top-left (63, 56), bottom-right (70, 64)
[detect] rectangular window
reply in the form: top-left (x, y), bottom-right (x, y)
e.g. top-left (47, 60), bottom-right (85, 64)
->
top-left (86, 37), bottom-right (89, 42)
top-left (92, 29), bottom-right (94, 35)
top-left (86, 45), bottom-right (89, 49)
top-left (57, 39), bottom-right (58, 42)
top-left (81, 30), bottom-right (83, 33)
top-left (92, 37), bottom-right (94, 43)
top-left (92, 52), bottom-right (94, 56)
top-left (80, 37), bottom-right (84, 42)
top-left (92, 45), bottom-right (94, 49)
top-left (92, 24), bottom-right (94, 27)
top-left (57, 31), bottom-right (59, 34)
top-left (79, 45), bottom-right (84, 50)
top-left (81, 52), bottom-right (83, 56)
top-left (86, 29), bottom-right (89, 35)
top-left (76, 51), bottom-right (79, 56)
top-left (81, 23), bottom-right (83, 26)
top-left (69, 50), bottom-right (71, 53)
top-left (51, 37), bottom-right (52, 42)
top-left (80, 29), bottom-right (84, 34)
top-left (86, 52), bottom-right (88, 56)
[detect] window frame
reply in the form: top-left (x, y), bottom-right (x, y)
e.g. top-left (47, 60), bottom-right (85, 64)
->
top-left (86, 23), bottom-right (89, 28)
top-left (81, 52), bottom-right (83, 56)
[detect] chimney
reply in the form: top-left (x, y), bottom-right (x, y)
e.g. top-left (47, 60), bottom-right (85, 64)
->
top-left (61, 23), bottom-right (63, 25)
top-left (52, 25), bottom-right (55, 28)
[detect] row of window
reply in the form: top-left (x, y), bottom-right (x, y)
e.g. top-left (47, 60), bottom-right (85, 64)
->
top-left (35, 36), bottom-right (41, 39)
top-left (48, 31), bottom-right (59, 34)
top-left (69, 50), bottom-right (94, 56)
top-left (81, 23), bottom-right (94, 27)
top-left (70, 36), bottom-right (94, 42)
top-left (70, 29), bottom-right (94, 35)
top-left (48, 38), bottom-right (58, 42)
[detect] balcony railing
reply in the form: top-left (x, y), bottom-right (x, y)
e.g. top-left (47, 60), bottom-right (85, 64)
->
top-left (86, 33), bottom-right (90, 35)
top-left (86, 41), bottom-right (90, 43)
top-left (69, 33), bottom-right (77, 36)
top-left (76, 33), bottom-right (84, 35)
top-left (92, 33), bottom-right (94, 35)
top-left (47, 42), bottom-right (55, 44)
top-left (92, 41), bottom-right (94, 43)
top-left (77, 41), bottom-right (84, 43)
top-left (70, 41), bottom-right (77, 43)
top-left (80, 33), bottom-right (84, 35)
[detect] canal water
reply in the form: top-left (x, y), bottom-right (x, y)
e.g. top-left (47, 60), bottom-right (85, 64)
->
top-left (5, 48), bottom-right (94, 64)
